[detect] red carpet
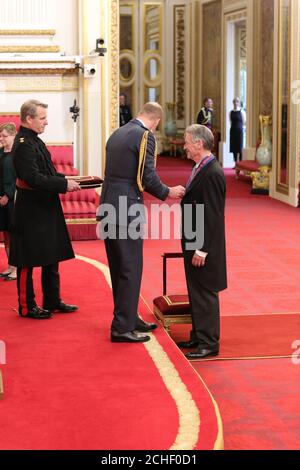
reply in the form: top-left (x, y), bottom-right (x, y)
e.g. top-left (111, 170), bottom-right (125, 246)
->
top-left (0, 249), bottom-right (221, 450)
top-left (169, 314), bottom-right (300, 360)
top-left (142, 159), bottom-right (300, 318)
top-left (194, 358), bottom-right (300, 450)
top-left (1, 157), bottom-right (300, 449)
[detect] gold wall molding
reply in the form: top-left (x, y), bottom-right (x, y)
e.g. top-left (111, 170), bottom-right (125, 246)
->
top-left (0, 60), bottom-right (76, 64)
top-left (109, 0), bottom-right (120, 134)
top-left (0, 69), bottom-right (78, 76)
top-left (224, 9), bottom-right (247, 22)
top-left (0, 45), bottom-right (60, 53)
top-left (0, 30), bottom-right (56, 36)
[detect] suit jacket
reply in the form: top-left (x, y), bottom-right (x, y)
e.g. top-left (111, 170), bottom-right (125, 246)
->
top-left (9, 126), bottom-right (74, 267)
top-left (181, 158), bottom-right (227, 292)
top-left (100, 119), bottom-right (169, 226)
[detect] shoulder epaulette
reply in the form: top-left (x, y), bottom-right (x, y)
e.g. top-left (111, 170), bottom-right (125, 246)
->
top-left (137, 131), bottom-right (158, 191)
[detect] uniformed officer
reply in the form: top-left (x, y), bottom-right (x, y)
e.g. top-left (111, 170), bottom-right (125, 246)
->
top-left (100, 102), bottom-right (185, 342)
top-left (196, 98), bottom-right (214, 130)
top-left (9, 100), bottom-right (81, 319)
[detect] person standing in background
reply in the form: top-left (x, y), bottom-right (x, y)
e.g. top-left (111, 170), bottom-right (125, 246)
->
top-left (229, 97), bottom-right (246, 167)
top-left (119, 93), bottom-right (132, 127)
top-left (0, 123), bottom-right (17, 281)
top-left (196, 98), bottom-right (214, 130)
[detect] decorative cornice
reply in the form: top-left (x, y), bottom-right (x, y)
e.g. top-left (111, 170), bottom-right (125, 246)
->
top-left (0, 46), bottom-right (60, 53)
top-left (0, 60), bottom-right (76, 64)
top-left (0, 29), bottom-right (56, 36)
top-left (0, 68), bottom-right (77, 75)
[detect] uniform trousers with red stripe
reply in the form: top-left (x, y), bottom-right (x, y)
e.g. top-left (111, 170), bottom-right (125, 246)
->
top-left (17, 263), bottom-right (61, 315)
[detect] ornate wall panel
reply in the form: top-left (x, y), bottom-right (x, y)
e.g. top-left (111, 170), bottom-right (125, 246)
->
top-left (202, 0), bottom-right (222, 130)
top-left (174, 5), bottom-right (186, 123)
top-left (259, 0), bottom-right (274, 115)
top-left (109, 0), bottom-right (119, 134)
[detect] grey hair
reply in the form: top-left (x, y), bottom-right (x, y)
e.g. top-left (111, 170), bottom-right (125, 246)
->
top-left (20, 100), bottom-right (48, 122)
top-left (185, 124), bottom-right (214, 151)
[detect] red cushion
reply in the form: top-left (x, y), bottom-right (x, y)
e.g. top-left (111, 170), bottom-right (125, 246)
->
top-left (153, 294), bottom-right (190, 316)
top-left (60, 188), bottom-right (96, 203)
top-left (49, 146), bottom-right (74, 166)
top-left (55, 164), bottom-right (78, 176)
top-left (61, 201), bottom-right (96, 219)
top-left (0, 115), bottom-right (20, 129)
top-left (236, 161), bottom-right (259, 171)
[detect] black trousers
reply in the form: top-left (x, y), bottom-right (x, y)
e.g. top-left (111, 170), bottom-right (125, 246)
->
top-left (183, 255), bottom-right (220, 349)
top-left (104, 226), bottom-right (143, 333)
top-left (17, 263), bottom-right (61, 315)
top-left (233, 152), bottom-right (242, 163)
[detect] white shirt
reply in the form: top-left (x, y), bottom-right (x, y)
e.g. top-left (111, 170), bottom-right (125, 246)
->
top-left (190, 159), bottom-right (208, 259)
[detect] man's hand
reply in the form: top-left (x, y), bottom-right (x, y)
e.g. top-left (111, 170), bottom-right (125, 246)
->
top-left (192, 253), bottom-right (206, 268)
top-left (67, 180), bottom-right (81, 192)
top-left (0, 195), bottom-right (9, 207)
top-left (168, 185), bottom-right (185, 199)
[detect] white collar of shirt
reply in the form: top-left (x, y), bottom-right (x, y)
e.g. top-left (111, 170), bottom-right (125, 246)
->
top-left (194, 155), bottom-right (211, 169)
top-left (136, 118), bottom-right (148, 129)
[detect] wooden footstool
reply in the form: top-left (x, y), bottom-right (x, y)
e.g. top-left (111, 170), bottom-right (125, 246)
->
top-left (153, 253), bottom-right (191, 333)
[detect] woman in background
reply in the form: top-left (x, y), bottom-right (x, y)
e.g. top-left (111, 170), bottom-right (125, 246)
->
top-left (0, 123), bottom-right (17, 280)
top-left (229, 97), bottom-right (246, 167)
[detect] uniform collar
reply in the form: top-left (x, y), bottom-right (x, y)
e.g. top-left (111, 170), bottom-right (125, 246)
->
top-left (19, 125), bottom-right (38, 138)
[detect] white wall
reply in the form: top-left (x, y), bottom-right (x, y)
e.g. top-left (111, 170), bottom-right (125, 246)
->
top-left (0, 90), bottom-right (77, 143)
top-left (0, 0), bottom-right (79, 55)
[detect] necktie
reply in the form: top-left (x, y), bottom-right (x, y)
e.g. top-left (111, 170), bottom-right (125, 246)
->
top-left (186, 165), bottom-right (198, 187)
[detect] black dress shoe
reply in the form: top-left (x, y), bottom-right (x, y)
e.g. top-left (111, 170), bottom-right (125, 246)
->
top-left (19, 306), bottom-right (52, 319)
top-left (0, 272), bottom-right (10, 278)
top-left (185, 347), bottom-right (219, 360)
top-left (135, 317), bottom-right (157, 332)
top-left (111, 330), bottom-right (150, 343)
top-left (177, 340), bottom-right (199, 349)
top-left (46, 302), bottom-right (78, 313)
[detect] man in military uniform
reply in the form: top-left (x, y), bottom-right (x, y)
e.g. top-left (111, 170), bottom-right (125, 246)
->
top-left (100, 102), bottom-right (185, 343)
top-left (196, 98), bottom-right (214, 130)
top-left (9, 100), bottom-right (81, 319)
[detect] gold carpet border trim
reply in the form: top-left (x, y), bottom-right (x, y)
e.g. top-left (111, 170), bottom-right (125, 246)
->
top-left (191, 369), bottom-right (224, 451)
top-left (75, 254), bottom-right (200, 450)
top-left (0, 371), bottom-right (3, 399)
top-left (141, 292), bottom-right (223, 450)
top-left (191, 355), bottom-right (294, 362)
top-left (66, 218), bottom-right (97, 225)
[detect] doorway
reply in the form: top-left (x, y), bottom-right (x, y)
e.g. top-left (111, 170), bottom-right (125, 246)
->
top-left (223, 17), bottom-right (247, 168)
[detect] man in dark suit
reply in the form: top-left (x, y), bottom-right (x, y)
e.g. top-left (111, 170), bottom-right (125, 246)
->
top-left (178, 124), bottom-right (227, 359)
top-left (99, 102), bottom-right (185, 343)
top-left (9, 100), bottom-right (81, 319)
